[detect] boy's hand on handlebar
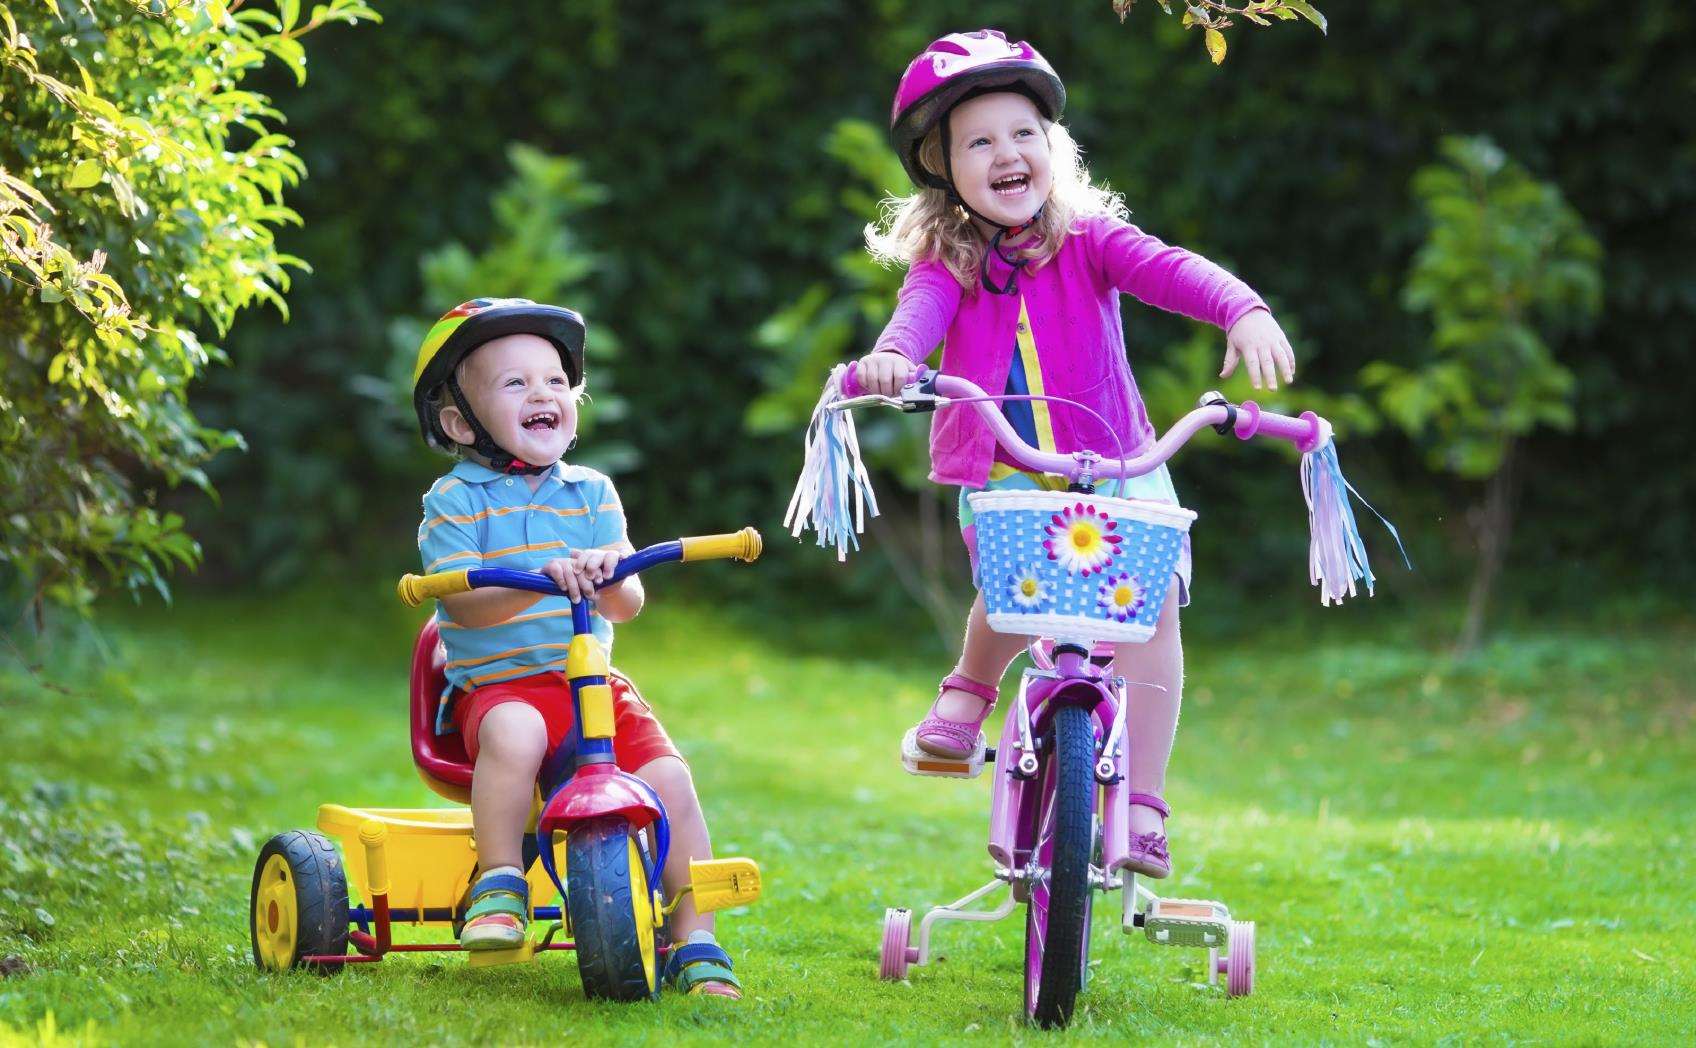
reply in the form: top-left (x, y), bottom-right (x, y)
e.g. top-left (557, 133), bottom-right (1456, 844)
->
top-left (1222, 309), bottom-right (1296, 391)
top-left (855, 350), bottom-right (918, 398)
top-left (542, 549), bottom-right (625, 602)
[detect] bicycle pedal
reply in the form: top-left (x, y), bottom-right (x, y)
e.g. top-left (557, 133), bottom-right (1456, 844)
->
top-left (900, 727), bottom-right (986, 779)
top-left (1142, 897), bottom-right (1231, 949)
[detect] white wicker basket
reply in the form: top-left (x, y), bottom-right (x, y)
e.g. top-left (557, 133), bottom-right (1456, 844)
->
top-left (970, 489), bottom-right (1196, 644)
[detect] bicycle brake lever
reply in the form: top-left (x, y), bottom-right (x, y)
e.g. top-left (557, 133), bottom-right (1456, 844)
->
top-left (829, 393), bottom-right (903, 411)
top-left (898, 387), bottom-right (943, 413)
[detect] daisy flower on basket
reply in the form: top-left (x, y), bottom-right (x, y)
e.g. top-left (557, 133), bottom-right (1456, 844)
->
top-left (1096, 571), bottom-right (1148, 623)
top-left (1043, 502), bottom-right (1121, 575)
top-left (1007, 563), bottom-right (1051, 610)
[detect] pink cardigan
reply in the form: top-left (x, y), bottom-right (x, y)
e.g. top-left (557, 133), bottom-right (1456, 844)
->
top-left (873, 215), bottom-right (1267, 488)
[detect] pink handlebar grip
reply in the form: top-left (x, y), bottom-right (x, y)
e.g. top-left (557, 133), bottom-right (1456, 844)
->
top-left (842, 357), bottom-right (924, 399)
top-left (1234, 401), bottom-right (1327, 453)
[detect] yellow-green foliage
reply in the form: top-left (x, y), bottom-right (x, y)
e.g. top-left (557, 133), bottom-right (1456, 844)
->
top-left (1364, 136), bottom-right (1603, 479)
top-left (0, 0), bottom-right (375, 611)
top-left (1112, 0), bottom-right (1327, 64)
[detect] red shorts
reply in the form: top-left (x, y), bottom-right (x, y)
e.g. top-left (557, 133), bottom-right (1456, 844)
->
top-left (453, 671), bottom-right (681, 773)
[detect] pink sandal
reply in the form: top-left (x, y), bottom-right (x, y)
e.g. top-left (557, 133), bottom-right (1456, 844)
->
top-left (1124, 792), bottom-right (1172, 879)
top-left (912, 673), bottom-right (999, 759)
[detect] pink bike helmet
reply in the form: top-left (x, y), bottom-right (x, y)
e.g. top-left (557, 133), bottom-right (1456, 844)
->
top-left (889, 29), bottom-right (1066, 193)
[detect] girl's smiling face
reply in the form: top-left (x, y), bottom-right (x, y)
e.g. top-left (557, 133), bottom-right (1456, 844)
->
top-left (947, 91), bottom-right (1053, 229)
top-left (440, 333), bottom-right (579, 466)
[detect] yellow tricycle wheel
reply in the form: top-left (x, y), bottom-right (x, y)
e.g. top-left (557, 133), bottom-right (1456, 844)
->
top-left (250, 831), bottom-right (349, 974)
top-left (565, 817), bottom-right (660, 1001)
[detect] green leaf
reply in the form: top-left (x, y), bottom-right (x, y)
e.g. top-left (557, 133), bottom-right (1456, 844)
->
top-left (1283, 1), bottom-right (1328, 34)
top-left (1205, 27), bottom-right (1227, 65)
top-left (66, 159), bottom-right (103, 189)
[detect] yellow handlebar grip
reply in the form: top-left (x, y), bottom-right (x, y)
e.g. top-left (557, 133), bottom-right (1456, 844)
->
top-left (680, 527), bottom-right (762, 563)
top-left (396, 568), bottom-right (473, 607)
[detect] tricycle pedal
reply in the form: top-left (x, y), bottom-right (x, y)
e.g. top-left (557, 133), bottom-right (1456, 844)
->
top-left (900, 727), bottom-right (986, 779)
top-left (688, 857), bottom-right (762, 913)
top-left (467, 938), bottom-right (536, 967)
top-left (1142, 897), bottom-right (1232, 949)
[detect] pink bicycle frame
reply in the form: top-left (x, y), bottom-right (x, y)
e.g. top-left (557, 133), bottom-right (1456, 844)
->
top-left (841, 361), bottom-right (1334, 878)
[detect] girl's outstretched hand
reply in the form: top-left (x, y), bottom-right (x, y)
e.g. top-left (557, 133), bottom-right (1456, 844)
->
top-left (1222, 309), bottom-right (1296, 391)
top-left (855, 350), bottom-right (919, 398)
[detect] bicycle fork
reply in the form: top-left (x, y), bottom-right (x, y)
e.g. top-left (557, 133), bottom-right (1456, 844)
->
top-left (989, 658), bottom-right (1129, 878)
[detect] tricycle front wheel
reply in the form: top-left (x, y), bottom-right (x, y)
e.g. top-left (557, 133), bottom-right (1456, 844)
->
top-left (566, 816), bottom-right (660, 1001)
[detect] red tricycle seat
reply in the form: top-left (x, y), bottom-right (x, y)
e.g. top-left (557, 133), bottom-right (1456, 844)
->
top-left (411, 618), bottom-right (473, 803)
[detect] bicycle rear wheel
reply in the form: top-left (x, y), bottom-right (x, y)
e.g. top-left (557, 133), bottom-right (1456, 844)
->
top-left (1024, 703), bottom-right (1097, 1027)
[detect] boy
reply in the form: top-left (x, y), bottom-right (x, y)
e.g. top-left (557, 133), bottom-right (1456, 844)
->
top-left (410, 298), bottom-right (741, 997)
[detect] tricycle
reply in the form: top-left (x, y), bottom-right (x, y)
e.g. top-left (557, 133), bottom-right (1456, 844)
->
top-left (248, 528), bottom-right (764, 1002)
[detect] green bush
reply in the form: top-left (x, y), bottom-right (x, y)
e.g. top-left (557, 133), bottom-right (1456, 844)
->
top-left (181, 1), bottom-right (1694, 608)
top-left (0, 0), bottom-right (374, 615)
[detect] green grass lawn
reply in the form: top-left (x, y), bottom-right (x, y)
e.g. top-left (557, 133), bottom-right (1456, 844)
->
top-left (2, 584), bottom-right (1692, 1045)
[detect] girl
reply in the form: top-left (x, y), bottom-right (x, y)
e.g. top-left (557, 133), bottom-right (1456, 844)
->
top-left (855, 30), bottom-right (1295, 878)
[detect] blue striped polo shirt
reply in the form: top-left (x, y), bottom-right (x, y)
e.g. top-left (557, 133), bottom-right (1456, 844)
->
top-left (417, 460), bottom-right (627, 732)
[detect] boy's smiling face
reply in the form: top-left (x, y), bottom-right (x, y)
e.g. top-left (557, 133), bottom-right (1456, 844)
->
top-left (438, 333), bottom-right (578, 466)
top-left (947, 91), bottom-right (1052, 229)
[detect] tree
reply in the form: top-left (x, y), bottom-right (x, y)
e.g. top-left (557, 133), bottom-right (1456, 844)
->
top-left (746, 121), bottom-right (964, 642)
top-left (0, 0), bottom-right (374, 619)
top-left (378, 144), bottom-right (635, 489)
top-left (1111, 0), bottom-right (1326, 65)
top-left (1362, 136), bottom-right (1601, 651)
top-left (179, 2), bottom-right (1695, 607)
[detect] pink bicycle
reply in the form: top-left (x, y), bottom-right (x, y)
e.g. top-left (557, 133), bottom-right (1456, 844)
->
top-left (790, 363), bottom-right (1389, 1026)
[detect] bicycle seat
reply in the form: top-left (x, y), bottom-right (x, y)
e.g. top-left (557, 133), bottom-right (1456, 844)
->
top-left (410, 617), bottom-right (473, 803)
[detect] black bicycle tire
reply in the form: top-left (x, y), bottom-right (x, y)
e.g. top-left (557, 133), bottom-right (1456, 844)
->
top-left (1027, 704), bottom-right (1096, 1027)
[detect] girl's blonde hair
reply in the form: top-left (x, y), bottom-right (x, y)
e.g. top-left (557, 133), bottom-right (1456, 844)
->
top-left (866, 118), bottom-right (1127, 291)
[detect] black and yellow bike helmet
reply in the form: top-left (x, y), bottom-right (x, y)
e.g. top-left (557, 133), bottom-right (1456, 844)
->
top-left (411, 297), bottom-right (586, 474)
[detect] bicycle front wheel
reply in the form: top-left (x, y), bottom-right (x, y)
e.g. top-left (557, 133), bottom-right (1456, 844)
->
top-left (1024, 703), bottom-right (1098, 1027)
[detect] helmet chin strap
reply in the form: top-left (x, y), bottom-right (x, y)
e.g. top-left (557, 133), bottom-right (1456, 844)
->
top-left (939, 109), bottom-right (1045, 296)
top-left (444, 375), bottom-right (554, 476)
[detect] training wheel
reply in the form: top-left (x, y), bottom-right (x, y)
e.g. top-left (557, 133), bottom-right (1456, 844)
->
top-left (1215, 919), bottom-right (1255, 996)
top-left (880, 907), bottom-right (916, 980)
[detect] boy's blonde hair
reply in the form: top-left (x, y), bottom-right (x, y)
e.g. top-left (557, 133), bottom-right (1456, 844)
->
top-left (866, 119), bottom-right (1127, 291)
